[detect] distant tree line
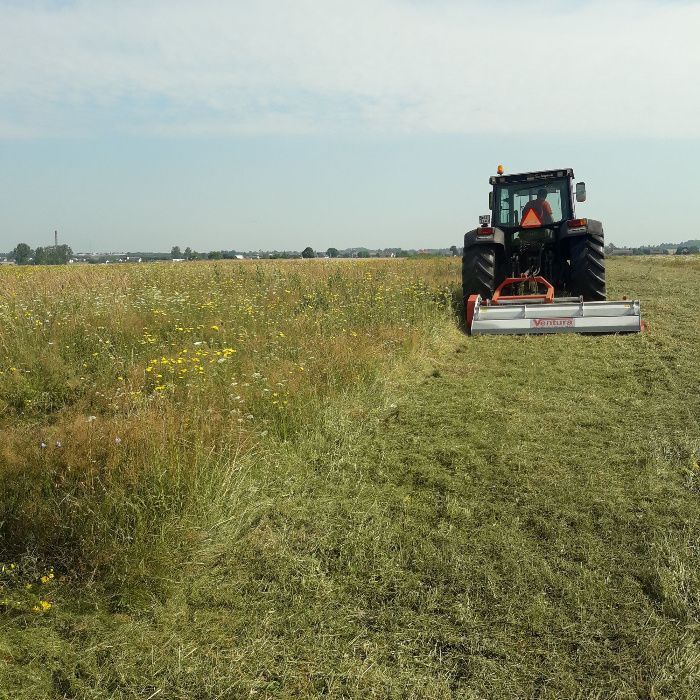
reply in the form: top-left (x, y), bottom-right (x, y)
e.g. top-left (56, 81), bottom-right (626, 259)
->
top-left (9, 242), bottom-right (73, 265)
top-left (606, 241), bottom-right (700, 256)
top-left (167, 245), bottom-right (454, 260)
top-left (171, 246), bottom-right (242, 260)
top-left (6, 239), bottom-right (697, 266)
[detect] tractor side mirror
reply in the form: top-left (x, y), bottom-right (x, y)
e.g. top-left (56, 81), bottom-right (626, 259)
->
top-left (488, 192), bottom-right (493, 210)
top-left (575, 182), bottom-right (587, 202)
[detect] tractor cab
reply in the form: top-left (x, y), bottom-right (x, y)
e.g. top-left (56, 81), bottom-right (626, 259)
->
top-left (488, 168), bottom-right (586, 232)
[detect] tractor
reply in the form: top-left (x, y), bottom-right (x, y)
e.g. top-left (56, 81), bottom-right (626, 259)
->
top-left (462, 167), bottom-right (642, 335)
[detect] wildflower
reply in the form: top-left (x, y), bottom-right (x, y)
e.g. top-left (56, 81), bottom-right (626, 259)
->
top-left (40, 442), bottom-right (47, 449)
top-left (55, 441), bottom-right (62, 448)
top-left (32, 600), bottom-right (52, 613)
top-left (211, 325), bottom-right (219, 331)
top-left (115, 437), bottom-right (122, 444)
top-left (87, 415), bottom-right (97, 423)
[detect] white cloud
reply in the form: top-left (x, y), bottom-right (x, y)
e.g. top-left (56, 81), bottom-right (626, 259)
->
top-left (1, 0), bottom-right (699, 138)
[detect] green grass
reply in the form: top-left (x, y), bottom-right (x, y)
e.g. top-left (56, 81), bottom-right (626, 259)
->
top-left (1, 257), bottom-right (699, 698)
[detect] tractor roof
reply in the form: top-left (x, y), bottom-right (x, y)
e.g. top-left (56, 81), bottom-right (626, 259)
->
top-left (489, 168), bottom-right (574, 186)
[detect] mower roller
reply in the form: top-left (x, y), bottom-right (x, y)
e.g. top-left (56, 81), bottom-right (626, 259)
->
top-left (462, 167), bottom-right (642, 335)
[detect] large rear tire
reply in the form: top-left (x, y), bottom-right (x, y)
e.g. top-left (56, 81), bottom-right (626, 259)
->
top-left (462, 245), bottom-right (496, 301)
top-left (569, 233), bottom-right (606, 301)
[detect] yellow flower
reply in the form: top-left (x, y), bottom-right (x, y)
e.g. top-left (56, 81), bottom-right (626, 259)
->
top-left (32, 600), bottom-right (52, 613)
top-left (211, 325), bottom-right (220, 331)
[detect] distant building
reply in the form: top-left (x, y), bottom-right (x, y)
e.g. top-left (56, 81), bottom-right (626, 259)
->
top-left (610, 248), bottom-right (634, 256)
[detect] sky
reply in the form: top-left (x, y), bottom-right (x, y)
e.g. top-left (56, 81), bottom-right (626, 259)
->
top-left (1, 0), bottom-right (699, 252)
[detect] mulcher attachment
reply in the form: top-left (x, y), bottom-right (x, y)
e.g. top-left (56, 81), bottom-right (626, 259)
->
top-left (466, 276), bottom-right (642, 336)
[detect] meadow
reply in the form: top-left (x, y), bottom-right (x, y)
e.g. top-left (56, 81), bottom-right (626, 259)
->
top-left (0, 256), bottom-right (698, 698)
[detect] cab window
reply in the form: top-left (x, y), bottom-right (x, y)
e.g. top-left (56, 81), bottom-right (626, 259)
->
top-left (495, 179), bottom-right (570, 226)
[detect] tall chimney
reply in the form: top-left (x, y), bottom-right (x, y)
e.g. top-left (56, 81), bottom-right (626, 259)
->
top-left (55, 230), bottom-right (58, 248)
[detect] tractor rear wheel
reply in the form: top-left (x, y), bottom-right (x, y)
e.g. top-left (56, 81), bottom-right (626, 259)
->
top-left (462, 245), bottom-right (496, 301)
top-left (569, 233), bottom-right (606, 301)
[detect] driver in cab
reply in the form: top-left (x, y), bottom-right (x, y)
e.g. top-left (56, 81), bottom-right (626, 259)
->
top-left (522, 188), bottom-right (554, 225)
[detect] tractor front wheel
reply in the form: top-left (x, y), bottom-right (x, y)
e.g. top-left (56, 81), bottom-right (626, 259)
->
top-left (569, 233), bottom-right (606, 301)
top-left (462, 245), bottom-right (496, 301)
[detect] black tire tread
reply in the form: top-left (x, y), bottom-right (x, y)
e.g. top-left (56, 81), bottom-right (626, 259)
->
top-left (462, 246), bottom-right (496, 300)
top-left (570, 233), bottom-right (606, 301)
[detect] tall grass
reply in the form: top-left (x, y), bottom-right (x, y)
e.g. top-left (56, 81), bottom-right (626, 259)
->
top-left (0, 259), bottom-right (456, 596)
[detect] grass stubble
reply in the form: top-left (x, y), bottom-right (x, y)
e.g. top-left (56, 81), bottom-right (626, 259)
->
top-left (0, 256), bottom-right (698, 698)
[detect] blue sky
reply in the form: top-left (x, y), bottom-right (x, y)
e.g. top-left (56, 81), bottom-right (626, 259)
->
top-left (1, 0), bottom-right (699, 252)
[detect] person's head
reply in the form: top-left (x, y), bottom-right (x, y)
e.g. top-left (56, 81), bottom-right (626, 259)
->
top-left (537, 187), bottom-right (548, 200)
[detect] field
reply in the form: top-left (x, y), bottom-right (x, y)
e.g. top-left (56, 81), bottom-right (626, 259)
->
top-left (0, 256), bottom-right (698, 698)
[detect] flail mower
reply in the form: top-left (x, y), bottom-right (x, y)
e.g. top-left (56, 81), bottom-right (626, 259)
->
top-left (462, 166), bottom-right (643, 335)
